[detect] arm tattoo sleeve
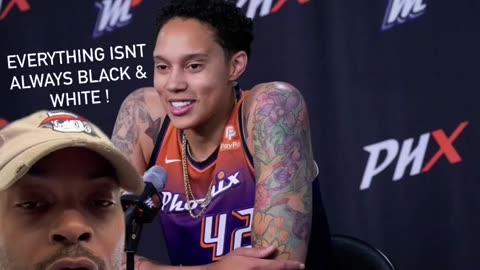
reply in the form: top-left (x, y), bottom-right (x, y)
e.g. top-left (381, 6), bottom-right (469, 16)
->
top-left (251, 83), bottom-right (314, 261)
top-left (112, 89), bottom-right (162, 162)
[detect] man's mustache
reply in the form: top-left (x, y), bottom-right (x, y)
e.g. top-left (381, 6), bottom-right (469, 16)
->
top-left (34, 244), bottom-right (106, 270)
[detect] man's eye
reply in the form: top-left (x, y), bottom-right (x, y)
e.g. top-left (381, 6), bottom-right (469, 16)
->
top-left (15, 201), bottom-right (47, 210)
top-left (93, 200), bottom-right (116, 208)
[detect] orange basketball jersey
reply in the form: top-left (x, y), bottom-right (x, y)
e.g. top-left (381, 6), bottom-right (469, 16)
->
top-left (149, 89), bottom-right (256, 266)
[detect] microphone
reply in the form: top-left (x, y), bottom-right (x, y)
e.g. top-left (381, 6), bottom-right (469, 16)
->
top-left (123, 165), bottom-right (167, 224)
top-left (122, 165), bottom-right (167, 270)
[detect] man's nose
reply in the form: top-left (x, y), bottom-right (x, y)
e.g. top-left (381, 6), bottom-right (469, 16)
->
top-left (49, 210), bottom-right (93, 245)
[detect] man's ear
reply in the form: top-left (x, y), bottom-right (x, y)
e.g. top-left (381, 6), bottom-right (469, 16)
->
top-left (228, 51), bottom-right (248, 81)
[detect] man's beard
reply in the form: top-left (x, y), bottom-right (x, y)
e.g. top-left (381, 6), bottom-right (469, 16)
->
top-left (110, 239), bottom-right (123, 270)
top-left (0, 247), bottom-right (13, 270)
top-left (34, 245), bottom-right (106, 270)
top-left (0, 240), bottom-right (123, 270)
top-left (0, 244), bottom-right (106, 270)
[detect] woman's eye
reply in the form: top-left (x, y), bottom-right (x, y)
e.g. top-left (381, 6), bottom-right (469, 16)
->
top-left (156, 64), bottom-right (168, 70)
top-left (187, 63), bottom-right (202, 70)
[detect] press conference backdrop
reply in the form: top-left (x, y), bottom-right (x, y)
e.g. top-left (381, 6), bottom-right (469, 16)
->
top-left (1, 0), bottom-right (479, 269)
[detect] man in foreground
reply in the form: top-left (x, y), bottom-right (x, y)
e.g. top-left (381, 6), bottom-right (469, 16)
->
top-left (0, 110), bottom-right (145, 270)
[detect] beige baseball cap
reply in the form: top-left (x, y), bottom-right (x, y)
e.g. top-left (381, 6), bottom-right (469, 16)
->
top-left (0, 110), bottom-right (144, 194)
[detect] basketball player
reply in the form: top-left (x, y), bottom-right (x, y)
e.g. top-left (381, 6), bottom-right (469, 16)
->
top-left (112, 0), bottom-right (324, 269)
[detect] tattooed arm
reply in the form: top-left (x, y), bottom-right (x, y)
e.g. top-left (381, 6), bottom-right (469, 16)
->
top-left (112, 87), bottom-right (164, 175)
top-left (245, 82), bottom-right (316, 263)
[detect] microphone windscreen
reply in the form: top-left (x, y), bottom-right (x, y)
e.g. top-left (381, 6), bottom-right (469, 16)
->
top-left (143, 165), bottom-right (168, 192)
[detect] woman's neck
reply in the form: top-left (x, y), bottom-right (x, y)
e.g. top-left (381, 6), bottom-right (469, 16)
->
top-left (184, 92), bottom-right (237, 162)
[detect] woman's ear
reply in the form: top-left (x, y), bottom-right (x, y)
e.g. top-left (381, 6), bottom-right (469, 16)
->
top-left (228, 51), bottom-right (248, 81)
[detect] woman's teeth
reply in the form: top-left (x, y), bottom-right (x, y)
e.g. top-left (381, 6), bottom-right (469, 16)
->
top-left (171, 101), bottom-right (192, 108)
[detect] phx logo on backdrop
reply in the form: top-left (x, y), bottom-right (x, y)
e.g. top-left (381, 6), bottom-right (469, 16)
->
top-left (93, 0), bottom-right (144, 38)
top-left (237, 0), bottom-right (310, 19)
top-left (0, 118), bottom-right (8, 129)
top-left (360, 120), bottom-right (468, 190)
top-left (93, 0), bottom-right (311, 38)
top-left (382, 0), bottom-right (427, 30)
top-left (0, 0), bottom-right (30, 21)
top-left (0, 118), bottom-right (7, 147)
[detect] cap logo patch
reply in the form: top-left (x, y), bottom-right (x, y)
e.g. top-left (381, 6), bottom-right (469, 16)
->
top-left (39, 111), bottom-right (98, 137)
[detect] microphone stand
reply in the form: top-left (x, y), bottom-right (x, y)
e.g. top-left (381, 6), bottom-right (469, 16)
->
top-left (123, 196), bottom-right (143, 270)
top-left (125, 210), bottom-right (144, 270)
top-left (122, 178), bottom-right (165, 270)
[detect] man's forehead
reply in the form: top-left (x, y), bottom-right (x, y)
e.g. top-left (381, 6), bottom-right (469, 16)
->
top-left (0, 175), bottom-right (120, 209)
top-left (27, 148), bottom-right (118, 180)
top-left (35, 148), bottom-right (107, 166)
top-left (13, 174), bottom-right (120, 190)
